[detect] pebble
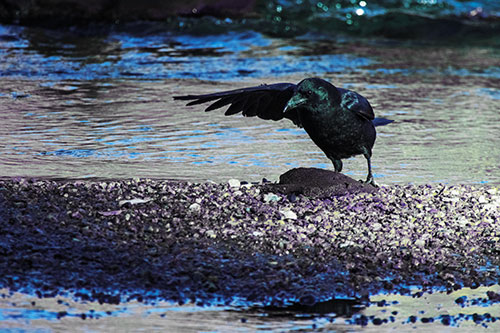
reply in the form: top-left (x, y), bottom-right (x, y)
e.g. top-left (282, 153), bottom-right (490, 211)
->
top-left (228, 179), bottom-right (241, 188)
top-left (189, 203), bottom-right (201, 212)
top-left (415, 239), bottom-right (426, 247)
top-left (119, 198), bottom-right (151, 206)
top-left (280, 209), bottom-right (297, 220)
top-left (263, 193), bottom-right (281, 202)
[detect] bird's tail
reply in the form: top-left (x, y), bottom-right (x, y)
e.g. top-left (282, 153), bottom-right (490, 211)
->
top-left (372, 118), bottom-right (394, 127)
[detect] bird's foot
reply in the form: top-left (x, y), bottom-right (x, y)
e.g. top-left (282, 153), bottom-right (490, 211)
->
top-left (361, 175), bottom-right (377, 187)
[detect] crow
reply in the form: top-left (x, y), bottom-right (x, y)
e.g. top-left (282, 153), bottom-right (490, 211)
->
top-left (174, 77), bottom-right (392, 185)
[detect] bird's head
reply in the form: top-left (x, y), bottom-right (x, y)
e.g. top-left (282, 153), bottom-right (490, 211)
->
top-left (284, 78), bottom-right (341, 113)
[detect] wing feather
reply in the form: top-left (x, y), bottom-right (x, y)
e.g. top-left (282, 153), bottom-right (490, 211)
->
top-left (241, 94), bottom-right (264, 117)
top-left (225, 99), bottom-right (246, 116)
top-left (174, 83), bottom-right (298, 123)
top-left (337, 88), bottom-right (375, 120)
top-left (205, 96), bottom-right (235, 111)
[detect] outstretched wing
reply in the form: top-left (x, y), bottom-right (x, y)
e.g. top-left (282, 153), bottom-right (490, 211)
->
top-left (337, 88), bottom-right (375, 121)
top-left (174, 83), bottom-right (298, 123)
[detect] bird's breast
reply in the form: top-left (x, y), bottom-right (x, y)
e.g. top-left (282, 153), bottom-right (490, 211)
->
top-left (299, 108), bottom-right (350, 137)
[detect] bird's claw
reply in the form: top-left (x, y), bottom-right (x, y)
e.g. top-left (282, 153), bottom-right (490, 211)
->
top-left (360, 176), bottom-right (377, 187)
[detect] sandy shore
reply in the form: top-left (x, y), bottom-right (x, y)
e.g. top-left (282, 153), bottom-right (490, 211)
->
top-left (0, 172), bottom-right (499, 315)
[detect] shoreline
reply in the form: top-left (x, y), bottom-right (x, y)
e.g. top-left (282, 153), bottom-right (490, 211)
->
top-left (1, 173), bottom-right (499, 309)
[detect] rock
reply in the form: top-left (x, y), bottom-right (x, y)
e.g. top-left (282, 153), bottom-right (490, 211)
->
top-left (487, 188), bottom-right (498, 195)
top-left (228, 179), bottom-right (241, 188)
top-left (261, 167), bottom-right (377, 198)
top-left (189, 203), bottom-right (201, 212)
top-left (280, 208), bottom-right (297, 220)
top-left (263, 193), bottom-right (281, 202)
top-left (98, 210), bottom-right (123, 216)
top-left (205, 229), bottom-right (216, 238)
top-left (415, 239), bottom-right (426, 247)
top-left (400, 238), bottom-right (411, 246)
top-left (119, 198), bottom-right (151, 206)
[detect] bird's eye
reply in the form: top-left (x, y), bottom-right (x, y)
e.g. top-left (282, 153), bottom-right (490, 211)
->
top-left (305, 90), bottom-right (313, 97)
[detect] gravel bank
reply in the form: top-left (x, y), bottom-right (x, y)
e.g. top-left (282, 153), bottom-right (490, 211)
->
top-left (0, 172), bottom-right (499, 309)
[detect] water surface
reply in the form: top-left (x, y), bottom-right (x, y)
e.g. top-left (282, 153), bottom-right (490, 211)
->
top-left (2, 286), bottom-right (500, 332)
top-left (1, 24), bottom-right (499, 183)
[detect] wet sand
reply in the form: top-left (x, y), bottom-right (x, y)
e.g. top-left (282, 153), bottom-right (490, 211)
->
top-left (1, 171), bottom-right (499, 328)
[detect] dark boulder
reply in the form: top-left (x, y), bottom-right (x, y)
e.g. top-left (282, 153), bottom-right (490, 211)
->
top-left (262, 167), bottom-right (377, 198)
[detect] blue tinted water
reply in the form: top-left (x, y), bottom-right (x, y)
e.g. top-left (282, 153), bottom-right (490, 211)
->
top-left (0, 23), bottom-right (499, 184)
top-left (0, 27), bottom-right (373, 81)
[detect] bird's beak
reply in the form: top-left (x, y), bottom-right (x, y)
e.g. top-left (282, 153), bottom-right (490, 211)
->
top-left (284, 94), bottom-right (308, 113)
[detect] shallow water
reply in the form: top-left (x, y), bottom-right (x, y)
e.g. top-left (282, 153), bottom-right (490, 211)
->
top-left (2, 286), bottom-right (500, 332)
top-left (0, 24), bottom-right (499, 184)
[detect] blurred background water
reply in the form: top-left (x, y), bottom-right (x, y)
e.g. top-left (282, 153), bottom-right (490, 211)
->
top-left (0, 0), bottom-right (499, 184)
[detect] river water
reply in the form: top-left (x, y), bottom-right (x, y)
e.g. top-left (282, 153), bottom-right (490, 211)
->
top-left (0, 23), bottom-right (499, 184)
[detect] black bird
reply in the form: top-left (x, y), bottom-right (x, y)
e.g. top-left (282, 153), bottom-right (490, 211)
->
top-left (174, 78), bottom-right (392, 185)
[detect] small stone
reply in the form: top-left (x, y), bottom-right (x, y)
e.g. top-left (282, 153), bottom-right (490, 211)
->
top-left (280, 209), bottom-right (297, 220)
top-left (263, 193), bottom-right (281, 202)
top-left (228, 179), bottom-right (240, 188)
top-left (400, 238), bottom-right (411, 246)
top-left (372, 222), bottom-right (382, 231)
top-left (119, 198), bottom-right (151, 206)
top-left (415, 239), bottom-right (426, 247)
top-left (205, 230), bottom-right (216, 238)
top-left (189, 203), bottom-right (201, 212)
top-left (340, 240), bottom-right (356, 248)
top-left (98, 210), bottom-right (122, 217)
top-left (487, 188), bottom-right (498, 195)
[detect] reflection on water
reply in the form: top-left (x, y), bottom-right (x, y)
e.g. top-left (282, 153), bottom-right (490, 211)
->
top-left (0, 24), bottom-right (499, 184)
top-left (0, 25), bottom-right (371, 80)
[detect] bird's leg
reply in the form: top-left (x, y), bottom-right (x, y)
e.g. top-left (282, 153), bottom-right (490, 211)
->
top-left (363, 152), bottom-right (376, 186)
top-left (331, 158), bottom-right (343, 173)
